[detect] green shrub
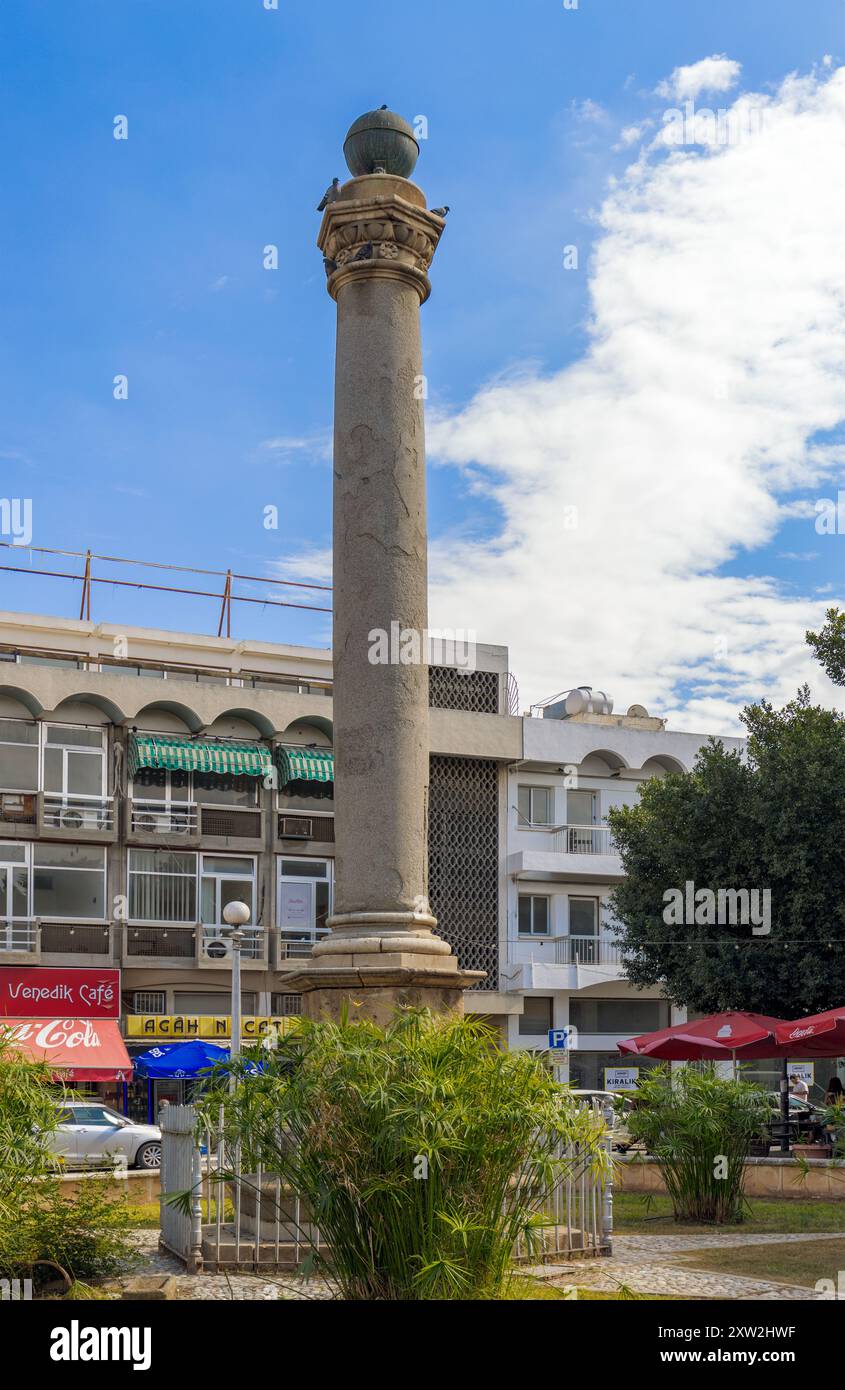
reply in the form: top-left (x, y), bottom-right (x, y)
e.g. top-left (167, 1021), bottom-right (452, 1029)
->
top-left (2, 1180), bottom-right (138, 1286)
top-left (0, 1035), bottom-right (136, 1291)
top-left (622, 1064), bottom-right (768, 1224)
top-left (196, 1009), bottom-right (608, 1300)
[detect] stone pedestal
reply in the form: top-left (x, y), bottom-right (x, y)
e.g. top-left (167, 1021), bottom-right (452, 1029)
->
top-left (285, 128), bottom-right (484, 1021)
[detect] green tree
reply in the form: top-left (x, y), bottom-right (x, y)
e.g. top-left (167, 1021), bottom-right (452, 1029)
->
top-left (607, 688), bottom-right (845, 1016)
top-left (807, 607), bottom-right (845, 687)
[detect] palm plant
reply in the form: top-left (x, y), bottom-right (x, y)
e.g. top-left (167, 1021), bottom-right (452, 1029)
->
top-left (622, 1064), bottom-right (768, 1224)
top-left (195, 1009), bottom-right (608, 1300)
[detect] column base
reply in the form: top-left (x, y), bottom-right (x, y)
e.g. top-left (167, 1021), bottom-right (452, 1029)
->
top-left (282, 964), bottom-right (487, 1026)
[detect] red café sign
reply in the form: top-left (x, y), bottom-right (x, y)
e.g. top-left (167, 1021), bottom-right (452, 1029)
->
top-left (0, 967), bottom-right (120, 1019)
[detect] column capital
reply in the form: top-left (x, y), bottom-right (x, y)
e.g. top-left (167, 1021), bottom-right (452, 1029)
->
top-left (318, 175), bottom-right (447, 305)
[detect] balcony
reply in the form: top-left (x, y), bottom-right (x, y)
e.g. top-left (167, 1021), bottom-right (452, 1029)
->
top-left (277, 928), bottom-right (330, 963)
top-left (0, 791), bottom-right (37, 839)
top-left (508, 823), bottom-right (622, 884)
top-left (128, 798), bottom-right (200, 846)
top-left (505, 935), bottom-right (626, 992)
top-left (0, 917), bottom-right (39, 960)
top-left (199, 804), bottom-right (263, 846)
top-left (122, 923), bottom-right (268, 969)
top-left (40, 793), bottom-right (116, 842)
top-left (39, 920), bottom-right (113, 966)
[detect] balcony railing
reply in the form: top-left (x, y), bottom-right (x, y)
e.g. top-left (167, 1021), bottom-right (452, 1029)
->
top-left (125, 926), bottom-right (196, 959)
top-left (279, 929), bottom-right (330, 960)
top-left (200, 926), bottom-right (264, 962)
top-left (551, 824), bottom-right (616, 856)
top-left (40, 922), bottom-right (112, 956)
top-left (42, 793), bottom-right (115, 833)
top-left (0, 918), bottom-right (38, 953)
top-left (131, 799), bottom-right (199, 836)
top-left (511, 935), bottom-right (624, 967)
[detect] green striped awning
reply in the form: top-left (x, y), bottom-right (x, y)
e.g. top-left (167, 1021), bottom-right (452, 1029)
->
top-left (275, 746), bottom-right (334, 788)
top-left (128, 734), bottom-right (273, 780)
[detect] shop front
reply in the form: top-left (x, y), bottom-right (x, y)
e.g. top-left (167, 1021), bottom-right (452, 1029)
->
top-left (1, 964), bottom-right (132, 1102)
top-left (124, 1013), bottom-right (297, 1120)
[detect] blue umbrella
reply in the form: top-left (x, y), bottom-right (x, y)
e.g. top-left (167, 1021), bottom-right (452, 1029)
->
top-left (133, 1040), bottom-right (230, 1078)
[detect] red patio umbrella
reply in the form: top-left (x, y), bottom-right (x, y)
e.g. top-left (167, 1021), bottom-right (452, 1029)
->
top-left (618, 1010), bottom-right (788, 1061)
top-left (775, 1007), bottom-right (845, 1058)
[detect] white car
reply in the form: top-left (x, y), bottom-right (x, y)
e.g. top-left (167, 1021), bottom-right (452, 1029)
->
top-left (50, 1101), bottom-right (162, 1170)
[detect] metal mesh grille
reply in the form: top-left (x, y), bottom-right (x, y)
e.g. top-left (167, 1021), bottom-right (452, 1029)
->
top-left (428, 756), bottom-right (499, 989)
top-left (40, 924), bottom-right (111, 956)
top-left (200, 806), bottom-right (262, 838)
top-left (428, 666), bottom-right (499, 714)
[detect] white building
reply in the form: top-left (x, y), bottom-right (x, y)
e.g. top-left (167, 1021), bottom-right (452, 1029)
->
top-left (500, 688), bottom-right (745, 1089)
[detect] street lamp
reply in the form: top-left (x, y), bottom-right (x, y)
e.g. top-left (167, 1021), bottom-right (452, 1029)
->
top-left (222, 900), bottom-right (251, 1080)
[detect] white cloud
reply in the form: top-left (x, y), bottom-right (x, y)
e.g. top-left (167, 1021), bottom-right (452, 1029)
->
top-left (617, 124), bottom-right (646, 147)
top-left (270, 548), bottom-right (333, 583)
top-left (428, 65), bottom-right (845, 733)
top-left (656, 54), bottom-right (742, 102)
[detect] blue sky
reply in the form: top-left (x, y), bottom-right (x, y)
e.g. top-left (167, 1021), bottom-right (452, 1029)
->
top-left (1, 1), bottom-right (845, 727)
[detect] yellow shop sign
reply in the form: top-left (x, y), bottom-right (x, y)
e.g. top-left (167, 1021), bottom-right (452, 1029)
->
top-left (126, 1014), bottom-right (297, 1040)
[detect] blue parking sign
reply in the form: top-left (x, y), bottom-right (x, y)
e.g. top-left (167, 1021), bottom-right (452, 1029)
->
top-left (548, 1028), bottom-right (572, 1051)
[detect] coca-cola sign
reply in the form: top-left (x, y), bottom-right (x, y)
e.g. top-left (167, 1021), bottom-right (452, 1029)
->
top-left (0, 967), bottom-right (120, 1019)
top-left (5, 1018), bottom-right (104, 1049)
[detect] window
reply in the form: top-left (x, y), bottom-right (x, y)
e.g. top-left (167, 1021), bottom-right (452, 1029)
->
top-left (33, 845), bottom-right (106, 920)
top-left (194, 773), bottom-right (258, 809)
top-left (518, 894), bottom-right (550, 936)
top-left (129, 850), bottom-right (197, 923)
top-left (200, 855), bottom-right (256, 926)
top-left (0, 841), bottom-right (29, 918)
top-left (569, 897), bottom-right (599, 935)
top-left (43, 724), bottom-right (106, 799)
top-left (517, 785), bottom-right (553, 826)
top-left (60, 1106), bottom-right (121, 1127)
top-left (132, 767), bottom-right (191, 804)
top-left (127, 851), bottom-right (257, 925)
top-left (569, 999), bottom-right (670, 1035)
top-left (567, 790), bottom-right (597, 826)
top-left (132, 991), bottom-right (166, 1014)
top-left (271, 993), bottom-right (302, 1016)
top-left (568, 1052), bottom-right (660, 1091)
top-left (277, 858), bottom-right (333, 933)
top-left (0, 720), bottom-right (38, 792)
top-left (518, 996), bottom-right (554, 1037)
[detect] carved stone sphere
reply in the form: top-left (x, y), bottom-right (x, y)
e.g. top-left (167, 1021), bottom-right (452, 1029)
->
top-left (343, 109), bottom-right (420, 178)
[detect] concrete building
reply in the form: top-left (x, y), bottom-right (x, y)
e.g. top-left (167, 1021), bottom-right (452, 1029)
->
top-left (502, 690), bottom-right (744, 1090)
top-left (0, 607), bottom-right (750, 1109)
top-left (0, 609), bottom-right (519, 1115)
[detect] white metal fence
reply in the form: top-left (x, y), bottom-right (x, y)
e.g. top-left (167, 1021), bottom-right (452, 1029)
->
top-left (159, 1104), bottom-right (612, 1273)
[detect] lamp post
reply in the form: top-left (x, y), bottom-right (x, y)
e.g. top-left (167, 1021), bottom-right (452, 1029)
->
top-left (222, 900), bottom-right (251, 1081)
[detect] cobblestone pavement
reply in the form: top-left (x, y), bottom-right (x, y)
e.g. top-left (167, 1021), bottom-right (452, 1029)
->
top-left (127, 1231), bottom-right (335, 1301)
top-left (525, 1231), bottom-right (845, 1301)
top-left (127, 1228), bottom-right (842, 1301)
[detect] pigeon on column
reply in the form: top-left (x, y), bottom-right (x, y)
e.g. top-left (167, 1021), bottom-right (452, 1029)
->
top-left (317, 178), bottom-right (341, 212)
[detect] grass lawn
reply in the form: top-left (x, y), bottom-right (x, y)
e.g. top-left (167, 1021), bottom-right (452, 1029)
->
top-left (674, 1237), bottom-right (845, 1288)
top-left (614, 1191), bottom-right (845, 1235)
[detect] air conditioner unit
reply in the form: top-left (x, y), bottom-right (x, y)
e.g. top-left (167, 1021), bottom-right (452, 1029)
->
top-left (135, 811), bottom-right (164, 834)
top-left (280, 816), bottom-right (313, 839)
top-left (59, 807), bottom-right (84, 831)
top-left (169, 812), bottom-right (191, 835)
top-left (203, 937), bottom-right (232, 960)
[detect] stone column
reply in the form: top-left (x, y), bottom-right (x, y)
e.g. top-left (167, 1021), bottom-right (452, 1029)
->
top-left (285, 111), bottom-right (483, 1022)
